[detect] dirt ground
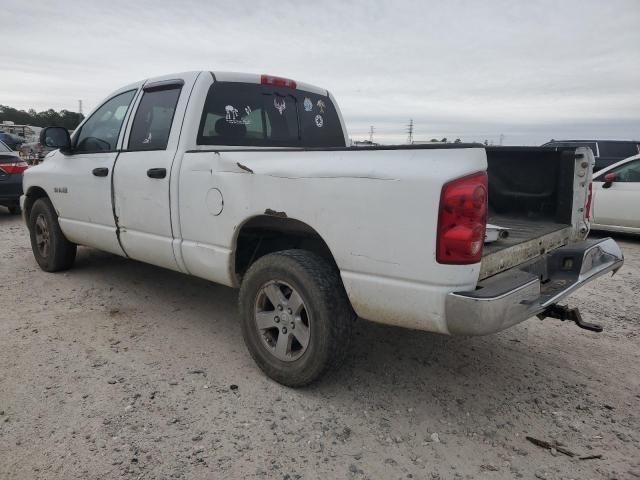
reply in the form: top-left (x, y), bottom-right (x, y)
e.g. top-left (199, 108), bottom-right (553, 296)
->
top-left (0, 208), bottom-right (638, 480)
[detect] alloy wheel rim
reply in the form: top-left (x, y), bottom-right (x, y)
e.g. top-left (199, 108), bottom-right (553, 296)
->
top-left (254, 280), bottom-right (311, 362)
top-left (35, 214), bottom-right (50, 258)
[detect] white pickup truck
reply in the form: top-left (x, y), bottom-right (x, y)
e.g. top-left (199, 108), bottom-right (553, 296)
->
top-left (24, 71), bottom-right (624, 386)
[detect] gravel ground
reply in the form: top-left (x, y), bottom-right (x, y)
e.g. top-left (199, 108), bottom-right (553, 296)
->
top-left (1, 208), bottom-right (639, 480)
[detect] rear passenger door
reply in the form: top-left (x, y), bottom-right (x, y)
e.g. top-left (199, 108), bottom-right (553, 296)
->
top-left (113, 74), bottom-right (198, 271)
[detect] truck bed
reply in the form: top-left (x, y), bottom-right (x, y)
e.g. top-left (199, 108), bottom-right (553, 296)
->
top-left (479, 147), bottom-right (581, 280)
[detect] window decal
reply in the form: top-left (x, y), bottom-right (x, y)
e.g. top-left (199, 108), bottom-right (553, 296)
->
top-left (225, 105), bottom-right (239, 121)
top-left (274, 97), bottom-right (286, 115)
top-left (224, 105), bottom-right (252, 125)
top-left (303, 97), bottom-right (313, 112)
top-left (316, 100), bottom-right (326, 113)
top-left (315, 115), bottom-right (324, 128)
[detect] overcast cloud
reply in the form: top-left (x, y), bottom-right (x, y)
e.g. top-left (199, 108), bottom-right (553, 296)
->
top-left (2, 0), bottom-right (638, 144)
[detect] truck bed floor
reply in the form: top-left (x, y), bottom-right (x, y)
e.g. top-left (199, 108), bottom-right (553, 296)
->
top-left (480, 215), bottom-right (572, 280)
top-left (483, 215), bottom-right (570, 256)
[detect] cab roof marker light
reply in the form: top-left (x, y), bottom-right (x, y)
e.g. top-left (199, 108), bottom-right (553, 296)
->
top-left (260, 75), bottom-right (297, 89)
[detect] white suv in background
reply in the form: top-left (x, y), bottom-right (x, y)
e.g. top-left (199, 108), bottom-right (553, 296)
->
top-left (543, 139), bottom-right (640, 171)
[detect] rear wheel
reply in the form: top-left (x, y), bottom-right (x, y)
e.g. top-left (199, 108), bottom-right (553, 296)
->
top-left (28, 198), bottom-right (76, 272)
top-left (238, 250), bottom-right (355, 387)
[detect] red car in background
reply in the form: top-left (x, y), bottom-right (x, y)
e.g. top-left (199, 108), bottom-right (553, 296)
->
top-left (0, 140), bottom-right (28, 214)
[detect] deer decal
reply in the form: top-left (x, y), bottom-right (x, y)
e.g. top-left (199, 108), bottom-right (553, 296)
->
top-left (273, 97), bottom-right (286, 115)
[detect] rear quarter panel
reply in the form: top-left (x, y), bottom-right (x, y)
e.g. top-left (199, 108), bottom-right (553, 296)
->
top-left (177, 146), bottom-right (487, 333)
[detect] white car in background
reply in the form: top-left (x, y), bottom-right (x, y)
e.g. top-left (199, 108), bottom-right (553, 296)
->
top-left (591, 153), bottom-right (640, 234)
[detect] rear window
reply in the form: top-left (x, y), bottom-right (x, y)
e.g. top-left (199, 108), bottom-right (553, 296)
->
top-left (0, 140), bottom-right (10, 153)
top-left (197, 82), bottom-right (345, 148)
top-left (597, 142), bottom-right (639, 158)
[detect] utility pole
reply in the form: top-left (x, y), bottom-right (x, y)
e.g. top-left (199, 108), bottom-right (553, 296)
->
top-left (406, 119), bottom-right (414, 144)
top-left (369, 125), bottom-right (375, 143)
top-left (499, 133), bottom-right (504, 146)
top-left (78, 99), bottom-right (83, 115)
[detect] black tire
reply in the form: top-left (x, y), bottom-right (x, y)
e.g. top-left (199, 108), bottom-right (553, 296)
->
top-left (238, 250), bottom-right (355, 387)
top-left (28, 197), bottom-right (76, 272)
top-left (8, 205), bottom-right (20, 215)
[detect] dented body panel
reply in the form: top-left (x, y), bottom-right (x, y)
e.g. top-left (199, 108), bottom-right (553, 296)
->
top-left (177, 147), bottom-right (487, 333)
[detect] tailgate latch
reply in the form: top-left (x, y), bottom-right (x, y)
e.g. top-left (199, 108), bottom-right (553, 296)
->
top-left (537, 304), bottom-right (603, 333)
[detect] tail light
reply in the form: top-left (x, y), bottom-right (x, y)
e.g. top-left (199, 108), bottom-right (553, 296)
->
top-left (585, 182), bottom-right (593, 220)
top-left (436, 171), bottom-right (488, 264)
top-left (0, 160), bottom-right (28, 175)
top-left (261, 74), bottom-right (297, 89)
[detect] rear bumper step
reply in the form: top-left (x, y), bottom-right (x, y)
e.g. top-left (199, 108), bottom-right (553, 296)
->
top-left (445, 237), bottom-right (623, 335)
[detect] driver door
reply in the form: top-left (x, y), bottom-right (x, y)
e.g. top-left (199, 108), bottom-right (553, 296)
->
top-left (53, 88), bottom-right (140, 255)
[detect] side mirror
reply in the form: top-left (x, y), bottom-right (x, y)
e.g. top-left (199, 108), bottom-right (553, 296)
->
top-left (602, 172), bottom-right (616, 189)
top-left (40, 127), bottom-right (71, 152)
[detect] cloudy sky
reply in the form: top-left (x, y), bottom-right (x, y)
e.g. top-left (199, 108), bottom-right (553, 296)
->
top-left (2, 0), bottom-right (639, 144)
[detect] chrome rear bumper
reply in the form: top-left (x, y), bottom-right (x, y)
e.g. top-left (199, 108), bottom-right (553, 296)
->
top-left (446, 237), bottom-right (624, 335)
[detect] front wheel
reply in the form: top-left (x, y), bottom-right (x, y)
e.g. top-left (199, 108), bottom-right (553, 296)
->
top-left (28, 198), bottom-right (76, 272)
top-left (238, 250), bottom-right (355, 387)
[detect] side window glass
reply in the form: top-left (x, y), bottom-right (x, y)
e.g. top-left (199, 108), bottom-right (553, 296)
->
top-left (74, 90), bottom-right (136, 153)
top-left (611, 160), bottom-right (640, 183)
top-left (128, 86), bottom-right (182, 151)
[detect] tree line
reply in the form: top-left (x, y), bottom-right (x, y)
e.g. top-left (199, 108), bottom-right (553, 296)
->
top-left (0, 105), bottom-right (84, 131)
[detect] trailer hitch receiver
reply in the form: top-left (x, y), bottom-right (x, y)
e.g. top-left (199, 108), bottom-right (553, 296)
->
top-left (537, 304), bottom-right (602, 332)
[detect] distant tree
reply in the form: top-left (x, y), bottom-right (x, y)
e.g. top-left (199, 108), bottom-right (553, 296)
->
top-left (430, 138), bottom-right (439, 142)
top-left (483, 139), bottom-right (489, 146)
top-left (59, 110), bottom-right (84, 130)
top-left (0, 104), bottom-right (84, 131)
top-left (441, 137), bottom-right (448, 143)
top-left (454, 138), bottom-right (461, 143)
